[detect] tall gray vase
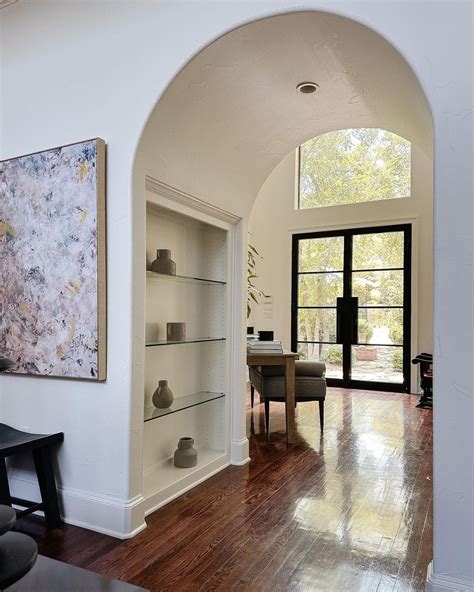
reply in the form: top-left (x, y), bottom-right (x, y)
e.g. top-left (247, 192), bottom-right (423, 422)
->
top-left (151, 249), bottom-right (176, 276)
top-left (167, 322), bottom-right (186, 342)
top-left (174, 437), bottom-right (198, 468)
top-left (152, 380), bottom-right (174, 408)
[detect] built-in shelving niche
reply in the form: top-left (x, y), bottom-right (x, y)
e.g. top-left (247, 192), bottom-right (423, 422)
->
top-left (142, 199), bottom-right (230, 515)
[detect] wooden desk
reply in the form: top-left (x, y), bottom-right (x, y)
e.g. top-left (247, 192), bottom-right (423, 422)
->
top-left (246, 350), bottom-right (299, 443)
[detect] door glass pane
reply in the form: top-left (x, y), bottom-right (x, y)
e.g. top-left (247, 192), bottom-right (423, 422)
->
top-left (298, 273), bottom-right (343, 306)
top-left (353, 270), bottom-right (403, 306)
top-left (357, 308), bottom-right (403, 345)
top-left (299, 236), bottom-right (344, 272)
top-left (293, 227), bottom-right (408, 388)
top-left (351, 345), bottom-right (403, 383)
top-left (298, 308), bottom-right (337, 343)
top-left (298, 342), bottom-right (342, 379)
top-left (353, 231), bottom-right (404, 270)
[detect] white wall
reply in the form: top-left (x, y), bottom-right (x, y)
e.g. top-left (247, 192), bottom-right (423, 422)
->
top-left (0, 2), bottom-right (473, 588)
top-left (249, 143), bottom-right (433, 391)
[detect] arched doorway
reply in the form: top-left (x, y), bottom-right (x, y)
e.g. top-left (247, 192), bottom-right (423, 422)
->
top-left (131, 9), bottom-right (434, 588)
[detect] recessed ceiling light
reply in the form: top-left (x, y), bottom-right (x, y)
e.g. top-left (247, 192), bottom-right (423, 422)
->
top-left (296, 82), bottom-right (320, 94)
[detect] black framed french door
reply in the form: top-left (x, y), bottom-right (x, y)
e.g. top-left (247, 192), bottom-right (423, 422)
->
top-left (291, 225), bottom-right (412, 392)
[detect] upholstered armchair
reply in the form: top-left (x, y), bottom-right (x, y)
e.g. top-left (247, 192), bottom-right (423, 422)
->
top-left (249, 360), bottom-right (327, 433)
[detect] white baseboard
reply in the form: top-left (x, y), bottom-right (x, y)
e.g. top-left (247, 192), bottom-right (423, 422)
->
top-left (427, 561), bottom-right (474, 591)
top-left (231, 456), bottom-right (251, 466)
top-left (10, 442), bottom-right (250, 538)
top-left (9, 475), bottom-right (147, 539)
top-left (231, 437), bottom-right (250, 465)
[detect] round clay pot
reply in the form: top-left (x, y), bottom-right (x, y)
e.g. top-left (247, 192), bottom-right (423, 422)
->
top-left (167, 322), bottom-right (186, 342)
top-left (150, 249), bottom-right (176, 276)
top-left (152, 380), bottom-right (174, 409)
top-left (174, 437), bottom-right (198, 468)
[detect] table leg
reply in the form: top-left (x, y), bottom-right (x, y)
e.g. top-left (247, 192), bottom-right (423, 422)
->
top-left (33, 447), bottom-right (62, 529)
top-left (285, 357), bottom-right (296, 443)
top-left (0, 458), bottom-right (11, 506)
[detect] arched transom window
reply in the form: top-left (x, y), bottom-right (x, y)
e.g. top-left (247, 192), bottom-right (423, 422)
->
top-left (298, 128), bottom-right (411, 209)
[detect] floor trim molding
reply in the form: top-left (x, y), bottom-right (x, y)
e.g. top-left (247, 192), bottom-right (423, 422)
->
top-left (231, 457), bottom-right (251, 466)
top-left (9, 475), bottom-right (146, 539)
top-left (427, 561), bottom-right (474, 591)
top-left (231, 437), bottom-right (250, 465)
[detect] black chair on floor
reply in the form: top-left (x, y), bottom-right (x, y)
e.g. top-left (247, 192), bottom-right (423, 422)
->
top-left (412, 352), bottom-right (433, 409)
top-left (0, 424), bottom-right (64, 529)
top-left (249, 360), bottom-right (327, 433)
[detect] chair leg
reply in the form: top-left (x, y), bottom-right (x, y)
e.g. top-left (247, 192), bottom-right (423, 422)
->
top-left (0, 458), bottom-right (11, 506)
top-left (318, 400), bottom-right (325, 430)
top-left (33, 446), bottom-right (62, 529)
top-left (250, 385), bottom-right (255, 408)
top-left (264, 399), bottom-right (270, 434)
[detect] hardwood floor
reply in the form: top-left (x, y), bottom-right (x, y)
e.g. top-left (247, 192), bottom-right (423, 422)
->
top-left (16, 388), bottom-right (432, 591)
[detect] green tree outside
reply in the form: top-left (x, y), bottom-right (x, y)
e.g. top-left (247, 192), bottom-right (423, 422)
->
top-left (296, 128), bottom-right (410, 379)
top-left (299, 128), bottom-right (411, 209)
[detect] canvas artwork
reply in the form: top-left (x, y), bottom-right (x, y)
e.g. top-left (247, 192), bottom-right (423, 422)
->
top-left (0, 138), bottom-right (106, 380)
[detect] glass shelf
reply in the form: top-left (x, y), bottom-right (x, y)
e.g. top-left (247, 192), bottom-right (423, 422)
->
top-left (146, 337), bottom-right (226, 347)
top-left (146, 271), bottom-right (226, 286)
top-left (144, 391), bottom-right (225, 421)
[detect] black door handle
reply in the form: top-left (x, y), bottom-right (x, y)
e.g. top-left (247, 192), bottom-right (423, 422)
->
top-left (336, 298), bottom-right (344, 343)
top-left (350, 297), bottom-right (358, 345)
top-left (337, 297), bottom-right (358, 344)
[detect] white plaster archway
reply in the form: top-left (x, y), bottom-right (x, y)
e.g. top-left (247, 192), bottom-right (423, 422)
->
top-left (1, 2), bottom-right (472, 588)
top-left (131, 9), bottom-right (440, 588)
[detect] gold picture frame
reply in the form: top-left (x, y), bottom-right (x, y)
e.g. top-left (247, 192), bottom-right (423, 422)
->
top-left (1, 138), bottom-right (107, 381)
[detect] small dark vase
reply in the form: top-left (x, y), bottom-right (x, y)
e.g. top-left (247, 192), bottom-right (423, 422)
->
top-left (167, 322), bottom-right (186, 342)
top-left (151, 249), bottom-right (176, 276)
top-left (152, 380), bottom-right (174, 409)
top-left (174, 437), bottom-right (198, 468)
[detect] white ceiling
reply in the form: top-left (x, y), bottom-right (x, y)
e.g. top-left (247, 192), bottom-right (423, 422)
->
top-left (138, 11), bottom-right (432, 216)
top-left (0, 0), bottom-right (19, 9)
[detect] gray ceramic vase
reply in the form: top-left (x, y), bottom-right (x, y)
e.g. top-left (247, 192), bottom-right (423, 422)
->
top-left (151, 249), bottom-right (176, 276)
top-left (152, 380), bottom-right (174, 409)
top-left (174, 437), bottom-right (198, 468)
top-left (167, 322), bottom-right (186, 342)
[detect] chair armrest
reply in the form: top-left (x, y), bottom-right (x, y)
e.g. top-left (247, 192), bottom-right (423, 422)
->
top-left (295, 360), bottom-right (326, 377)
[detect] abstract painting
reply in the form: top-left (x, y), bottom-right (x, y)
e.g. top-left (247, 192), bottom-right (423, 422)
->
top-left (0, 139), bottom-right (106, 380)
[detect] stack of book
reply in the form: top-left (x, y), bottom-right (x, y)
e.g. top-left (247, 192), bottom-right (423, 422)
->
top-left (247, 340), bottom-right (283, 354)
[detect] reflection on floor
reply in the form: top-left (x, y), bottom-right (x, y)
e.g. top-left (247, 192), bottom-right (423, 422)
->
top-left (17, 388), bottom-right (432, 592)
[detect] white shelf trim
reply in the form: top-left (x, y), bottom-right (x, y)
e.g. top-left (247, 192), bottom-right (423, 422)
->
top-left (145, 176), bottom-right (241, 225)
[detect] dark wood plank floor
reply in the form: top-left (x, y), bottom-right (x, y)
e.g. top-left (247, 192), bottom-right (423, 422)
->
top-left (17, 388), bottom-right (432, 591)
